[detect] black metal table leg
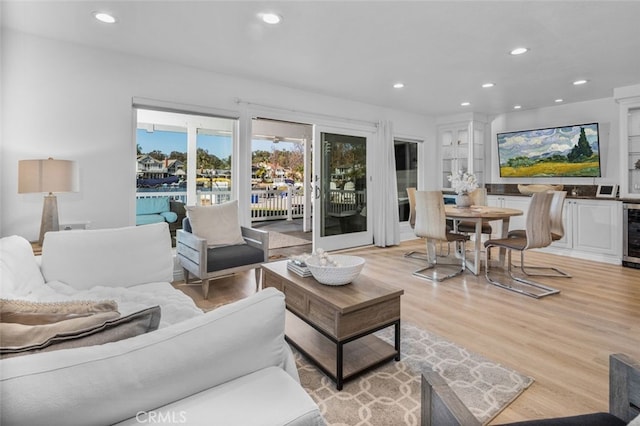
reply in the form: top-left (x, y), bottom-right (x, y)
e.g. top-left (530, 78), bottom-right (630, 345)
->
top-left (336, 342), bottom-right (344, 390)
top-left (395, 320), bottom-right (401, 361)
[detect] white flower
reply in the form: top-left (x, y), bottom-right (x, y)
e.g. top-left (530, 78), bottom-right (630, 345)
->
top-left (447, 171), bottom-right (479, 195)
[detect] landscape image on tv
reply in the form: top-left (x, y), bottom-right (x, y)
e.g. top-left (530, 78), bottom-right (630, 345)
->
top-left (497, 122), bottom-right (601, 177)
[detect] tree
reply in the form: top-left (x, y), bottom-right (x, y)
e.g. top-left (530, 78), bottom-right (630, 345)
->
top-left (147, 150), bottom-right (166, 160)
top-left (252, 150), bottom-right (271, 164)
top-left (168, 151), bottom-right (187, 163)
top-left (567, 127), bottom-right (593, 162)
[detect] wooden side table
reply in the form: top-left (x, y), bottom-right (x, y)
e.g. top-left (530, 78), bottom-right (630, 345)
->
top-left (262, 260), bottom-right (403, 390)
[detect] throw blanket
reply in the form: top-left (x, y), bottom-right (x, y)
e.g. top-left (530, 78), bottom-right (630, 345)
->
top-left (6, 281), bottom-right (203, 328)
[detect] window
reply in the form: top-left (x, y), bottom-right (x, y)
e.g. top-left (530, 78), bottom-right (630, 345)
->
top-left (394, 139), bottom-right (419, 222)
top-left (135, 108), bottom-right (236, 207)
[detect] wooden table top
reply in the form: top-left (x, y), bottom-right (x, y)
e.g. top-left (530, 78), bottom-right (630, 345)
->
top-left (262, 260), bottom-right (404, 314)
top-left (444, 205), bottom-right (523, 221)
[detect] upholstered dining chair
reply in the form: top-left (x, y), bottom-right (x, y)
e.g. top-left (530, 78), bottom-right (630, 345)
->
top-left (507, 190), bottom-right (571, 278)
top-left (403, 187), bottom-right (428, 260)
top-left (456, 188), bottom-right (493, 235)
top-left (484, 191), bottom-right (560, 298)
top-left (412, 190), bottom-right (469, 282)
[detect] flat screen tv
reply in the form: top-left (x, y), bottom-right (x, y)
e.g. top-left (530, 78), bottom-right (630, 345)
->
top-left (497, 122), bottom-right (601, 177)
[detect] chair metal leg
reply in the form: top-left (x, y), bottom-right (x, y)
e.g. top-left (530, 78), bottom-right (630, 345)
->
top-left (405, 242), bottom-right (449, 260)
top-left (485, 245), bottom-right (560, 299)
top-left (404, 250), bottom-right (429, 260)
top-left (511, 251), bottom-right (571, 278)
top-left (413, 240), bottom-right (466, 282)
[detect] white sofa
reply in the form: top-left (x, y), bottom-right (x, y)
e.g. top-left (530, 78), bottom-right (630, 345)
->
top-left (0, 222), bottom-right (324, 426)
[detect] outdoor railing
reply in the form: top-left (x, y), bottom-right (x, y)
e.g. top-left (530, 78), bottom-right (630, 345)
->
top-left (136, 187), bottom-right (364, 222)
top-left (327, 189), bottom-right (366, 217)
top-left (136, 187), bottom-right (305, 222)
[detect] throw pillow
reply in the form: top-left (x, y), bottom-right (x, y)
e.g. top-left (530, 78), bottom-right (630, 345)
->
top-left (186, 200), bottom-right (246, 247)
top-left (0, 301), bottom-right (161, 358)
top-left (629, 414), bottom-right (640, 426)
top-left (0, 235), bottom-right (45, 296)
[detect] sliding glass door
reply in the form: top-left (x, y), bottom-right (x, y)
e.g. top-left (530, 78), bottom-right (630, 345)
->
top-left (312, 126), bottom-right (372, 251)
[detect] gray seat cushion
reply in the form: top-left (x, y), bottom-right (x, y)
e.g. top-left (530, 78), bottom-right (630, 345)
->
top-left (206, 244), bottom-right (264, 273)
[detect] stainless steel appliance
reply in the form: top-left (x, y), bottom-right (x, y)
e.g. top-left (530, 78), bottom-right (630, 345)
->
top-left (623, 203), bottom-right (640, 268)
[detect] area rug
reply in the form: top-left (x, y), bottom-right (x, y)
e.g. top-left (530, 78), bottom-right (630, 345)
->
top-left (268, 231), bottom-right (311, 250)
top-left (295, 322), bottom-right (533, 426)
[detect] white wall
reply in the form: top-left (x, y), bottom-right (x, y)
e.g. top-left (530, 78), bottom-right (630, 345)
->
top-left (1, 30), bottom-right (434, 239)
top-left (489, 98), bottom-right (620, 186)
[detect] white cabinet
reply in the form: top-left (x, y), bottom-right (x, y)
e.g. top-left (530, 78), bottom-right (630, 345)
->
top-left (488, 195), bottom-right (622, 264)
top-left (615, 86), bottom-right (640, 199)
top-left (438, 114), bottom-right (486, 190)
top-left (548, 199), bottom-right (622, 262)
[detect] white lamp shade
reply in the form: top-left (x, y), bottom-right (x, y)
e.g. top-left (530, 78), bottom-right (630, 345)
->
top-left (18, 159), bottom-right (77, 194)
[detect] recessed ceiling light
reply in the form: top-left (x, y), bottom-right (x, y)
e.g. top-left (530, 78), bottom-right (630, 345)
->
top-left (555, 98), bottom-right (564, 103)
top-left (573, 79), bottom-right (588, 85)
top-left (260, 12), bottom-right (282, 24)
top-left (513, 105), bottom-right (522, 110)
top-left (93, 12), bottom-right (117, 24)
top-left (482, 83), bottom-right (495, 88)
top-left (393, 82), bottom-right (405, 89)
top-left (461, 102), bottom-right (471, 107)
top-left (510, 47), bottom-right (528, 56)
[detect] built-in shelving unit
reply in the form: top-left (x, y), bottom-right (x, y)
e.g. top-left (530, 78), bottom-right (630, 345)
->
top-left (615, 84), bottom-right (640, 199)
top-left (438, 114), bottom-right (486, 190)
top-left (626, 108), bottom-right (640, 197)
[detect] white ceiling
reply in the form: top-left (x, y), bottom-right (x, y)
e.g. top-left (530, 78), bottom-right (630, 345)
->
top-left (3, 1), bottom-right (640, 117)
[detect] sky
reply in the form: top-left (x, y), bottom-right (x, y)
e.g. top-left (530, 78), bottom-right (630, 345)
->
top-left (136, 129), bottom-right (294, 158)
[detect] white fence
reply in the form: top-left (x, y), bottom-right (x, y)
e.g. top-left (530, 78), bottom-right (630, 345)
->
top-left (136, 187), bottom-right (365, 222)
top-left (136, 188), bottom-right (305, 222)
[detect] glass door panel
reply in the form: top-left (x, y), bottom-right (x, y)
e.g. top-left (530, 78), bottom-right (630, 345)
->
top-left (394, 140), bottom-right (418, 222)
top-left (313, 128), bottom-right (372, 251)
top-left (196, 127), bottom-right (233, 206)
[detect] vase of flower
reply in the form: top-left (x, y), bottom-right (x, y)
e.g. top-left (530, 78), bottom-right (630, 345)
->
top-left (456, 192), bottom-right (472, 208)
top-left (448, 170), bottom-right (479, 208)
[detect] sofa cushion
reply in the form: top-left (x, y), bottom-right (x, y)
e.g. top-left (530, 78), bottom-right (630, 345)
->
top-left (136, 197), bottom-right (170, 215)
top-left (40, 222), bottom-right (173, 290)
top-left (113, 366), bottom-right (325, 426)
top-left (135, 213), bottom-right (165, 226)
top-left (0, 235), bottom-right (45, 297)
top-left (159, 211), bottom-right (178, 223)
top-left (0, 288), bottom-right (291, 425)
top-left (186, 200), bottom-right (246, 247)
top-left (1, 303), bottom-right (161, 359)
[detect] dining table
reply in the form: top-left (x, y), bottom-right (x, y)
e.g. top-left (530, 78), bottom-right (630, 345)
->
top-left (444, 205), bottom-right (523, 275)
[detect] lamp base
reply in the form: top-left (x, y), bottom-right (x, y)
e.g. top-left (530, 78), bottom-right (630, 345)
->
top-left (39, 194), bottom-right (60, 245)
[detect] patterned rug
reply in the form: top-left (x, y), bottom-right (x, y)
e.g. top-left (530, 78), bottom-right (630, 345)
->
top-left (295, 322), bottom-right (533, 426)
top-left (268, 231), bottom-right (311, 249)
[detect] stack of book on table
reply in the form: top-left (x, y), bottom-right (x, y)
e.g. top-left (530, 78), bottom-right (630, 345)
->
top-left (287, 260), bottom-right (312, 277)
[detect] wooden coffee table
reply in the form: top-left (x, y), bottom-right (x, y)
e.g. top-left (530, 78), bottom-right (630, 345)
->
top-left (262, 260), bottom-right (404, 390)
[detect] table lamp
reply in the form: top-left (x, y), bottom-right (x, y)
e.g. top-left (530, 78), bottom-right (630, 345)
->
top-left (18, 158), bottom-right (77, 244)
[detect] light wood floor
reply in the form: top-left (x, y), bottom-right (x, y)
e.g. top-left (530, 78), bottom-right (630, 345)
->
top-left (173, 239), bottom-right (640, 424)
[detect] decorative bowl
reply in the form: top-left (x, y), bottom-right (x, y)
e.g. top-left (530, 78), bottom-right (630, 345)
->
top-left (518, 184), bottom-right (563, 195)
top-left (305, 255), bottom-right (365, 286)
